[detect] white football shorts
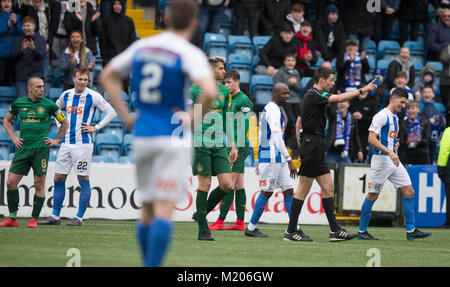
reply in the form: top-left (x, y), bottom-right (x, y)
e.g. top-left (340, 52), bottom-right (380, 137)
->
top-left (368, 154), bottom-right (412, 193)
top-left (133, 137), bottom-right (191, 203)
top-left (54, 143), bottom-right (94, 176)
top-left (258, 162), bottom-right (294, 192)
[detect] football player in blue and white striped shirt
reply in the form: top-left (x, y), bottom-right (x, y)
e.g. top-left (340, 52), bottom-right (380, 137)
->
top-left (38, 67), bottom-right (117, 226)
top-left (358, 88), bottom-right (431, 241)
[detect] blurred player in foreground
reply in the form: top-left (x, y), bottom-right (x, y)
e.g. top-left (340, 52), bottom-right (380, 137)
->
top-left (99, 0), bottom-right (216, 267)
top-left (358, 88), bottom-right (432, 241)
top-left (38, 67), bottom-right (117, 226)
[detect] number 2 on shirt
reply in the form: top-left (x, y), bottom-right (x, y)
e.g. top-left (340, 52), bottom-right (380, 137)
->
top-left (140, 63), bottom-right (162, 104)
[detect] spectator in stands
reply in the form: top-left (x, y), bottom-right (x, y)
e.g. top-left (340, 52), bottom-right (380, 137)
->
top-left (273, 53), bottom-right (302, 150)
top-left (295, 20), bottom-right (318, 77)
top-left (49, 0), bottom-right (69, 74)
top-left (336, 39), bottom-right (370, 93)
top-left (350, 83), bottom-right (377, 162)
top-left (386, 47), bottom-right (415, 90)
top-left (420, 86), bottom-right (446, 163)
top-left (314, 3), bottom-right (346, 62)
top-left (412, 66), bottom-right (437, 101)
top-left (374, 0), bottom-right (400, 43)
top-left (59, 30), bottom-right (94, 90)
top-left (259, 0), bottom-right (291, 35)
top-left (372, 68), bottom-right (391, 111)
top-left (233, 0), bottom-right (259, 39)
top-left (441, 43), bottom-right (450, 113)
top-left (325, 101), bottom-right (364, 164)
top-left (10, 16), bottom-right (45, 98)
top-left (301, 60), bottom-right (337, 93)
top-left (257, 22), bottom-right (299, 76)
top-left (427, 7), bottom-right (450, 61)
top-left (433, 0), bottom-right (450, 18)
top-left (399, 100), bottom-right (431, 164)
top-left (341, 0), bottom-right (375, 52)
top-left (63, 0), bottom-right (102, 56)
top-left (397, 0), bottom-right (429, 45)
top-left (100, 0), bottom-right (136, 66)
top-left (316, 0), bottom-right (340, 19)
top-left (390, 70), bottom-right (414, 101)
top-left (193, 0), bottom-right (229, 47)
top-left (19, 0), bottom-right (52, 90)
top-left (285, 3), bottom-right (305, 34)
top-left (99, 0), bottom-right (126, 18)
top-left (0, 0), bottom-right (23, 86)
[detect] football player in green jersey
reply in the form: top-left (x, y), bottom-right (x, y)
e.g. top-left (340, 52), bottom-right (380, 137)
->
top-left (0, 77), bottom-right (69, 228)
top-left (190, 57), bottom-right (238, 241)
top-left (208, 70), bottom-right (253, 231)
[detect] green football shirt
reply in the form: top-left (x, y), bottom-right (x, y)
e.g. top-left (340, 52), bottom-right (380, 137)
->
top-left (224, 91), bottom-right (253, 148)
top-left (190, 81), bottom-right (229, 147)
top-left (9, 96), bottom-right (60, 149)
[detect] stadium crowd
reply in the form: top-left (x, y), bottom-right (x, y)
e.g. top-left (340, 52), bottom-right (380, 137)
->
top-left (1, 0), bottom-right (450, 166)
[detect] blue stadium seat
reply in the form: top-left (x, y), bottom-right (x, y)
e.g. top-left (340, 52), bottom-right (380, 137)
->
top-left (119, 156), bottom-right (135, 164)
top-left (0, 86), bottom-right (16, 102)
top-left (92, 155), bottom-right (117, 163)
top-left (404, 41), bottom-right (426, 64)
top-left (123, 133), bottom-right (133, 155)
top-left (218, 8), bottom-right (234, 37)
top-left (252, 54), bottom-right (260, 72)
top-left (0, 130), bottom-right (12, 152)
top-left (8, 153), bottom-right (14, 160)
top-left (0, 146), bottom-right (8, 160)
top-left (228, 35), bottom-right (253, 58)
top-left (49, 87), bottom-right (63, 101)
top-left (49, 148), bottom-right (59, 162)
top-left (300, 77), bottom-right (312, 97)
top-left (433, 77), bottom-right (441, 98)
top-left (250, 75), bottom-right (273, 97)
top-left (104, 91), bottom-right (129, 103)
top-left (95, 133), bottom-right (121, 162)
top-left (103, 126), bottom-right (124, 145)
top-left (254, 89), bottom-right (272, 106)
top-left (377, 59), bottom-right (392, 70)
top-left (253, 36), bottom-right (271, 53)
top-left (425, 61), bottom-right (443, 75)
top-left (203, 33), bottom-right (228, 58)
top-left (0, 107), bottom-right (9, 120)
top-left (311, 57), bottom-right (324, 69)
top-left (413, 61), bottom-right (423, 72)
top-left (244, 152), bottom-right (253, 167)
top-left (227, 53), bottom-right (252, 85)
top-left (378, 40), bottom-right (400, 60)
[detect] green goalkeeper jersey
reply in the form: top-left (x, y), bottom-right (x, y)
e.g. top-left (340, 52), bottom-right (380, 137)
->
top-left (190, 81), bottom-right (229, 147)
top-left (224, 91), bottom-right (253, 148)
top-left (9, 96), bottom-right (60, 149)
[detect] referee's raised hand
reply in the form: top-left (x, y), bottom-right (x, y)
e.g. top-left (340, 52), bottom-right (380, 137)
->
top-left (362, 79), bottom-right (378, 93)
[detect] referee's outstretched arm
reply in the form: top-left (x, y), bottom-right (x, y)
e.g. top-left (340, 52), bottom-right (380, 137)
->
top-left (328, 79), bottom-right (377, 103)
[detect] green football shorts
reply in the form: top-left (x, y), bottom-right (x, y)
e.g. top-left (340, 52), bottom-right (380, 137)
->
top-left (9, 147), bottom-right (50, 176)
top-left (193, 146), bottom-right (231, 176)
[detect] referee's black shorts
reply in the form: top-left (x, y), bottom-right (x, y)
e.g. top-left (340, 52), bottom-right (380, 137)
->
top-left (298, 134), bottom-right (330, 178)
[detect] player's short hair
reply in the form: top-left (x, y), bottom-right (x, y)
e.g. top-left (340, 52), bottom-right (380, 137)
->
top-left (291, 3), bottom-right (305, 12)
top-left (407, 100), bottom-right (420, 109)
top-left (224, 70), bottom-right (240, 81)
top-left (313, 67), bottom-right (334, 84)
top-left (208, 56), bottom-right (226, 68)
top-left (395, 70), bottom-right (407, 79)
top-left (391, 87), bottom-right (409, 99)
top-left (22, 16), bottom-right (35, 25)
top-left (166, 0), bottom-right (198, 30)
top-left (73, 67), bottom-right (90, 77)
top-left (27, 77), bottom-right (42, 87)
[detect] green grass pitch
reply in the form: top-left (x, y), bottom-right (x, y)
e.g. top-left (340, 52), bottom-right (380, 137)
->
top-left (0, 220), bottom-right (448, 267)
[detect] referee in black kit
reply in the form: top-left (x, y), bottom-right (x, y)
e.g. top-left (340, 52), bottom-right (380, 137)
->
top-left (284, 67), bottom-right (377, 242)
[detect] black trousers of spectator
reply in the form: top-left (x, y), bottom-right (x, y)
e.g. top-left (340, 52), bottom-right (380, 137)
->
top-left (0, 58), bottom-right (15, 86)
top-left (234, 2), bottom-right (259, 39)
top-left (441, 84), bottom-right (450, 123)
top-left (403, 153), bottom-right (429, 165)
top-left (374, 13), bottom-right (396, 42)
top-left (399, 18), bottom-right (421, 44)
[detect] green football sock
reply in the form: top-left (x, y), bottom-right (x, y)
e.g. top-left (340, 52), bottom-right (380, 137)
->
top-left (31, 195), bottom-right (45, 220)
top-left (206, 187), bottom-right (227, 214)
top-left (7, 189), bottom-right (19, 219)
top-left (235, 189), bottom-right (247, 221)
top-left (218, 190), bottom-right (234, 220)
top-left (196, 190), bottom-right (208, 233)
